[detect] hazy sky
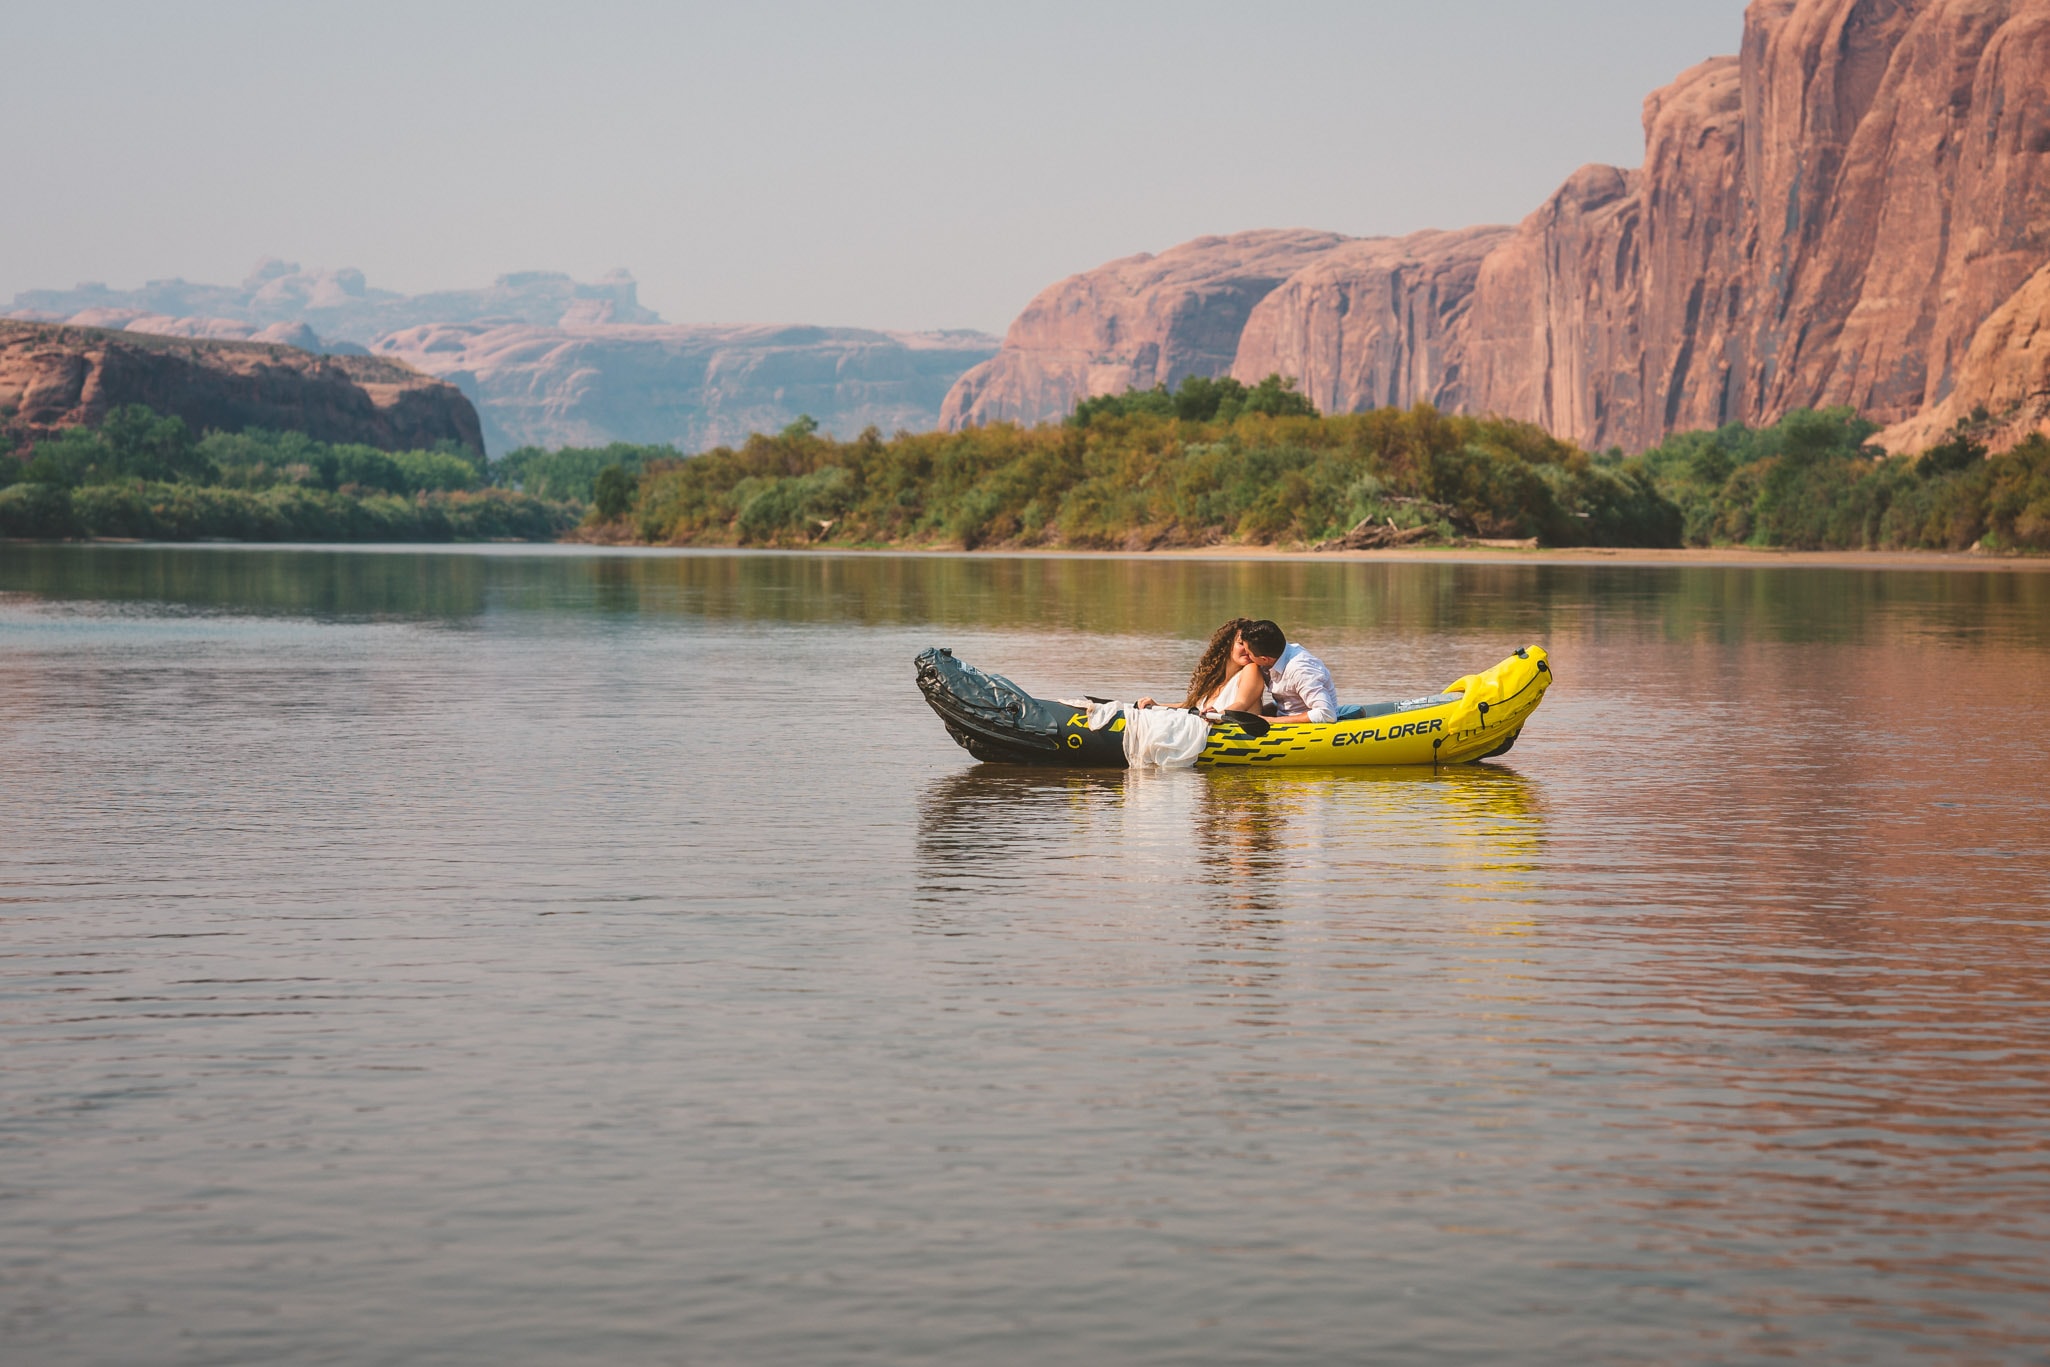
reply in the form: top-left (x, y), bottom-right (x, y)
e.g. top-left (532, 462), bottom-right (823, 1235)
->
top-left (4, 0), bottom-right (1748, 333)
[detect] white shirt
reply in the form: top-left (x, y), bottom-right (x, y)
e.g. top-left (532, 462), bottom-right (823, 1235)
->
top-left (1267, 643), bottom-right (1337, 723)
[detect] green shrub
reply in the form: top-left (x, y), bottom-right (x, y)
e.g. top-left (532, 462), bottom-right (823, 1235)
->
top-left (391, 449), bottom-right (482, 493)
top-left (23, 406), bottom-right (216, 486)
top-left (1, 482), bottom-right (573, 543)
top-left (1636, 411), bottom-right (2050, 551)
top-left (0, 483), bottom-right (78, 538)
top-left (496, 442), bottom-right (667, 501)
top-left (731, 466), bottom-right (855, 543)
top-left (592, 464), bottom-right (637, 521)
top-left (0, 405), bottom-right (565, 542)
top-left (1071, 373), bottom-right (1318, 428)
top-left (1981, 435), bottom-right (2050, 551)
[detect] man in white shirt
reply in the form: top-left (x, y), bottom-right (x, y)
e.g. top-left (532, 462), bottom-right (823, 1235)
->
top-left (1133, 618), bottom-right (1343, 724)
top-left (1262, 636), bottom-right (1339, 725)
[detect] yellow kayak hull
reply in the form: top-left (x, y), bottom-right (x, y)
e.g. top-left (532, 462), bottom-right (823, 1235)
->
top-left (1197, 645), bottom-right (1552, 768)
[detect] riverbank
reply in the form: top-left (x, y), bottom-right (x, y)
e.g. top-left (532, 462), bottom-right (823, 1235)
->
top-left (1135, 543), bottom-right (2050, 571)
top-left (562, 521), bottom-right (2050, 570)
top-left (560, 402), bottom-right (2050, 557)
top-left (11, 538), bottom-right (2045, 571)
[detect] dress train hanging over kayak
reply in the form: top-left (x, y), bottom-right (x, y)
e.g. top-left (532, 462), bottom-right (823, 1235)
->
top-left (913, 646), bottom-right (1551, 769)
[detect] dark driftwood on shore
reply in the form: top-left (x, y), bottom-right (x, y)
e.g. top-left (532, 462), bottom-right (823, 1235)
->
top-left (1313, 495), bottom-right (1487, 551)
top-left (1314, 517), bottom-right (1439, 552)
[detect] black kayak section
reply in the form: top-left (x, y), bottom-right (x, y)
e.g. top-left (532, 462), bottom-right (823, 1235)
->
top-left (915, 647), bottom-right (1128, 767)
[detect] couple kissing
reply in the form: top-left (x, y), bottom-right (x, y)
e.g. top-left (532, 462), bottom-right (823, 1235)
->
top-left (1135, 618), bottom-right (1338, 725)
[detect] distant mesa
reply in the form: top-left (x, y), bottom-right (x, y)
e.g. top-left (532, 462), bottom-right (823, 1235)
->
top-left (7, 264), bottom-right (996, 454)
top-left (7, 260), bottom-right (662, 343)
top-left (0, 320), bottom-right (483, 454)
top-left (372, 321), bottom-right (1002, 456)
top-left (944, 0), bottom-right (2050, 454)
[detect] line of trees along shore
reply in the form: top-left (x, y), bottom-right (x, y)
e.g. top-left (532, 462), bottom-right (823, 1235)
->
top-left (563, 378), bottom-right (2049, 554)
top-left (5, 377), bottom-right (2047, 552)
top-left (0, 407), bottom-right (576, 541)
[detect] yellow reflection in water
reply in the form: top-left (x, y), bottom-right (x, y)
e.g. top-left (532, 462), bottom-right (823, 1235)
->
top-left (915, 762), bottom-right (1545, 931)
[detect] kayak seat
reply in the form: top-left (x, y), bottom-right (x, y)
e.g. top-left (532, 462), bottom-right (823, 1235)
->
top-left (1336, 692), bottom-right (1463, 722)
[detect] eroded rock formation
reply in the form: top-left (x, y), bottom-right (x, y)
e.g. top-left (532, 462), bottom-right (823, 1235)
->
top-left (0, 321), bottom-right (484, 453)
top-left (948, 0), bottom-right (2050, 453)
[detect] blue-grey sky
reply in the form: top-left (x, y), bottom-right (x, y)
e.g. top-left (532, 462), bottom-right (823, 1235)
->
top-left (4, 0), bottom-right (1748, 333)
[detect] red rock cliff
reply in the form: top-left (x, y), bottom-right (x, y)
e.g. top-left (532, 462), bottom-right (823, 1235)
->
top-left (0, 321), bottom-right (484, 454)
top-left (939, 230), bottom-right (1349, 428)
top-left (950, 0), bottom-right (2050, 452)
top-left (1229, 227), bottom-right (1512, 416)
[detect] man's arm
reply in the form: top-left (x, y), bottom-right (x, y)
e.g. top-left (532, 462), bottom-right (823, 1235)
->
top-left (1271, 654), bottom-right (1338, 724)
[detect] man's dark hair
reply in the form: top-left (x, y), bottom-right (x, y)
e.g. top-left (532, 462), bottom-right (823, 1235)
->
top-left (1240, 619), bottom-right (1286, 657)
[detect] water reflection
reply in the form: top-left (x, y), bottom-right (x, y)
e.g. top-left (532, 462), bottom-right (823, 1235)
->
top-left (916, 763), bottom-right (1545, 925)
top-left (5, 544), bottom-right (2049, 649)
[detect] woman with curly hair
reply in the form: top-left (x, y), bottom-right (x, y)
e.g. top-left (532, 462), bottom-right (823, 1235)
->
top-left (1135, 618), bottom-right (1288, 716)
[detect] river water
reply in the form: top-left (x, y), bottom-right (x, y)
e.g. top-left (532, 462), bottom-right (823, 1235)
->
top-left (3, 545), bottom-right (2048, 1365)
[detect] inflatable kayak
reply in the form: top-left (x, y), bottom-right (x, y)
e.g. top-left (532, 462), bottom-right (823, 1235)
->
top-left (915, 645), bottom-right (1551, 768)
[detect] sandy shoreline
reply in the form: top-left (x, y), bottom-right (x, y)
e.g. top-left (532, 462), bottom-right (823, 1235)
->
top-left (1107, 544), bottom-right (2050, 571)
top-left (779, 542), bottom-right (2050, 572)
top-left (556, 523), bottom-right (2049, 570)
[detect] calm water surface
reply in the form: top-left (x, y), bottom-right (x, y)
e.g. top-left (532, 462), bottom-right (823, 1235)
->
top-left (3, 546), bottom-right (2048, 1365)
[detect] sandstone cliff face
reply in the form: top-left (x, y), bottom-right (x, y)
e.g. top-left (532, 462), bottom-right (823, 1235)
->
top-left (0, 321), bottom-right (484, 453)
top-left (1879, 259), bottom-right (2050, 451)
top-left (939, 230), bottom-right (1350, 428)
top-left (1407, 0), bottom-right (2050, 449)
top-left (1229, 227), bottom-right (1512, 414)
top-left (1458, 58), bottom-right (1749, 450)
top-left (953, 0), bottom-right (2050, 452)
top-left (1713, 0), bottom-right (2050, 435)
top-left (372, 322), bottom-right (999, 454)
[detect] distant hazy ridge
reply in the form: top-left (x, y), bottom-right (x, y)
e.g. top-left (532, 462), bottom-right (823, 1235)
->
top-left (9, 263), bottom-right (998, 455)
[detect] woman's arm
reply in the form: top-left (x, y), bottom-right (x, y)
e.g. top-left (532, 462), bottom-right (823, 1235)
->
top-left (1211, 663), bottom-right (1266, 714)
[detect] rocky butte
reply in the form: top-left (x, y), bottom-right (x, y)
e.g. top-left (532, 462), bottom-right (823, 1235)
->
top-left (9, 264), bottom-right (999, 455)
top-left (946, 0), bottom-right (2050, 454)
top-left (0, 321), bottom-right (483, 454)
